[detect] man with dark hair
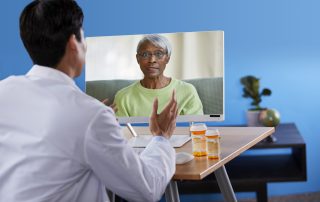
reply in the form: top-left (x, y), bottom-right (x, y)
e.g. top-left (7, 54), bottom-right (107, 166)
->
top-left (0, 0), bottom-right (177, 202)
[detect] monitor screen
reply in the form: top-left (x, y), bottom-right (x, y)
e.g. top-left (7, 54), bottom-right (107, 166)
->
top-left (85, 30), bottom-right (224, 124)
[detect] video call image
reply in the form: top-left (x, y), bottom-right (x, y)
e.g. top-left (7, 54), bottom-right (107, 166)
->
top-left (85, 31), bottom-right (224, 123)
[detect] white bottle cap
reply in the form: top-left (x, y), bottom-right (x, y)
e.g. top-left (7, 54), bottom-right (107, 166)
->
top-left (190, 123), bottom-right (207, 132)
top-left (205, 129), bottom-right (220, 138)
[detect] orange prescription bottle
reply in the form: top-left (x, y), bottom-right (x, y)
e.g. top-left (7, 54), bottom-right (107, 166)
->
top-left (205, 129), bottom-right (221, 159)
top-left (190, 123), bottom-right (207, 157)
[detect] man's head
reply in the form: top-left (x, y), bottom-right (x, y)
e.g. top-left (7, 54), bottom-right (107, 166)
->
top-left (20, 0), bottom-right (85, 76)
top-left (136, 35), bottom-right (171, 79)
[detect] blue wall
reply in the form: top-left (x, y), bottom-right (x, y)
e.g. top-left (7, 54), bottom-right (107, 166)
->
top-left (1, 0), bottom-right (319, 200)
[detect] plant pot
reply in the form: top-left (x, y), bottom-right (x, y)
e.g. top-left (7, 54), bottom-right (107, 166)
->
top-left (246, 110), bottom-right (263, 126)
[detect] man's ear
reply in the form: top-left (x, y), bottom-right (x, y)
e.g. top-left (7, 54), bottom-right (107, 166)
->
top-left (67, 34), bottom-right (78, 52)
top-left (136, 54), bottom-right (140, 64)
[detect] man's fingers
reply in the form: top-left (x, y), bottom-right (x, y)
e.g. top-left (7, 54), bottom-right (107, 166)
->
top-left (171, 89), bottom-right (176, 102)
top-left (151, 98), bottom-right (159, 117)
top-left (169, 90), bottom-right (176, 106)
top-left (173, 101), bottom-right (178, 117)
top-left (102, 98), bottom-right (109, 105)
top-left (170, 98), bottom-right (178, 115)
top-left (170, 101), bottom-right (178, 123)
top-left (150, 98), bottom-right (162, 136)
top-left (163, 100), bottom-right (178, 135)
top-left (163, 90), bottom-right (176, 110)
top-left (153, 91), bottom-right (177, 138)
top-left (110, 103), bottom-right (118, 113)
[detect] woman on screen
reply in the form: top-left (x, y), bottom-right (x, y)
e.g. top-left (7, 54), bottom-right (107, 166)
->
top-left (114, 34), bottom-right (203, 117)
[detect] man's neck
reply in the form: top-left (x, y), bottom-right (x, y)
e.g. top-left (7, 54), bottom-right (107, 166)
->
top-left (55, 58), bottom-right (80, 79)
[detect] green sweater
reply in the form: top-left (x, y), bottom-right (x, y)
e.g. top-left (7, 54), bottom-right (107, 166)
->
top-left (114, 78), bottom-right (203, 117)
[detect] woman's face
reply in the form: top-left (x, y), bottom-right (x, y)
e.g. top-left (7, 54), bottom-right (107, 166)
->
top-left (136, 41), bottom-right (170, 79)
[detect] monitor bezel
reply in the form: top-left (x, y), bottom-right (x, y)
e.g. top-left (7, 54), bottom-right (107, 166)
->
top-left (85, 30), bottom-right (225, 124)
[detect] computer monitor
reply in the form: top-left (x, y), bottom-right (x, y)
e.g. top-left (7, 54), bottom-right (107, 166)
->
top-left (85, 30), bottom-right (224, 124)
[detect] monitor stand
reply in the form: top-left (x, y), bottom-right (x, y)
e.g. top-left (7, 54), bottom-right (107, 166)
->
top-left (126, 123), bottom-right (138, 137)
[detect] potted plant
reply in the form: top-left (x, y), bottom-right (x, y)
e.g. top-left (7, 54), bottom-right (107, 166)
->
top-left (240, 75), bottom-right (271, 126)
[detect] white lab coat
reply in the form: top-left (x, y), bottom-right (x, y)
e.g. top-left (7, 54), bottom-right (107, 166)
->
top-left (0, 65), bottom-right (175, 202)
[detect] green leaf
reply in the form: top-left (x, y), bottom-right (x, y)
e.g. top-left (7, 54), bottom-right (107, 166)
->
top-left (261, 88), bottom-right (272, 96)
top-left (240, 75), bottom-right (271, 109)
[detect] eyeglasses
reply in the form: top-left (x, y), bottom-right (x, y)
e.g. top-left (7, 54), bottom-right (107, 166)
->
top-left (138, 50), bottom-right (167, 60)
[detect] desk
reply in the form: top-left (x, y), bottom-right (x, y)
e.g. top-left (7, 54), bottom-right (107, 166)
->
top-left (177, 123), bottom-right (307, 202)
top-left (127, 126), bottom-right (275, 202)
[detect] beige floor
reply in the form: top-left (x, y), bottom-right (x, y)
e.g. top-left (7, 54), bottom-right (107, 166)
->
top-left (231, 192), bottom-right (320, 202)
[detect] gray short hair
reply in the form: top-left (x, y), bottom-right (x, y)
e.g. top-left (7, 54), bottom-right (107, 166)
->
top-left (136, 34), bottom-right (172, 57)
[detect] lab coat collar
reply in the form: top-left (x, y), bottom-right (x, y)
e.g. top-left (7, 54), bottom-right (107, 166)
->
top-left (27, 65), bottom-right (79, 89)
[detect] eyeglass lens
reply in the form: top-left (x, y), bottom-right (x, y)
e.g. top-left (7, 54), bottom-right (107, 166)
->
top-left (139, 51), bottom-right (166, 59)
